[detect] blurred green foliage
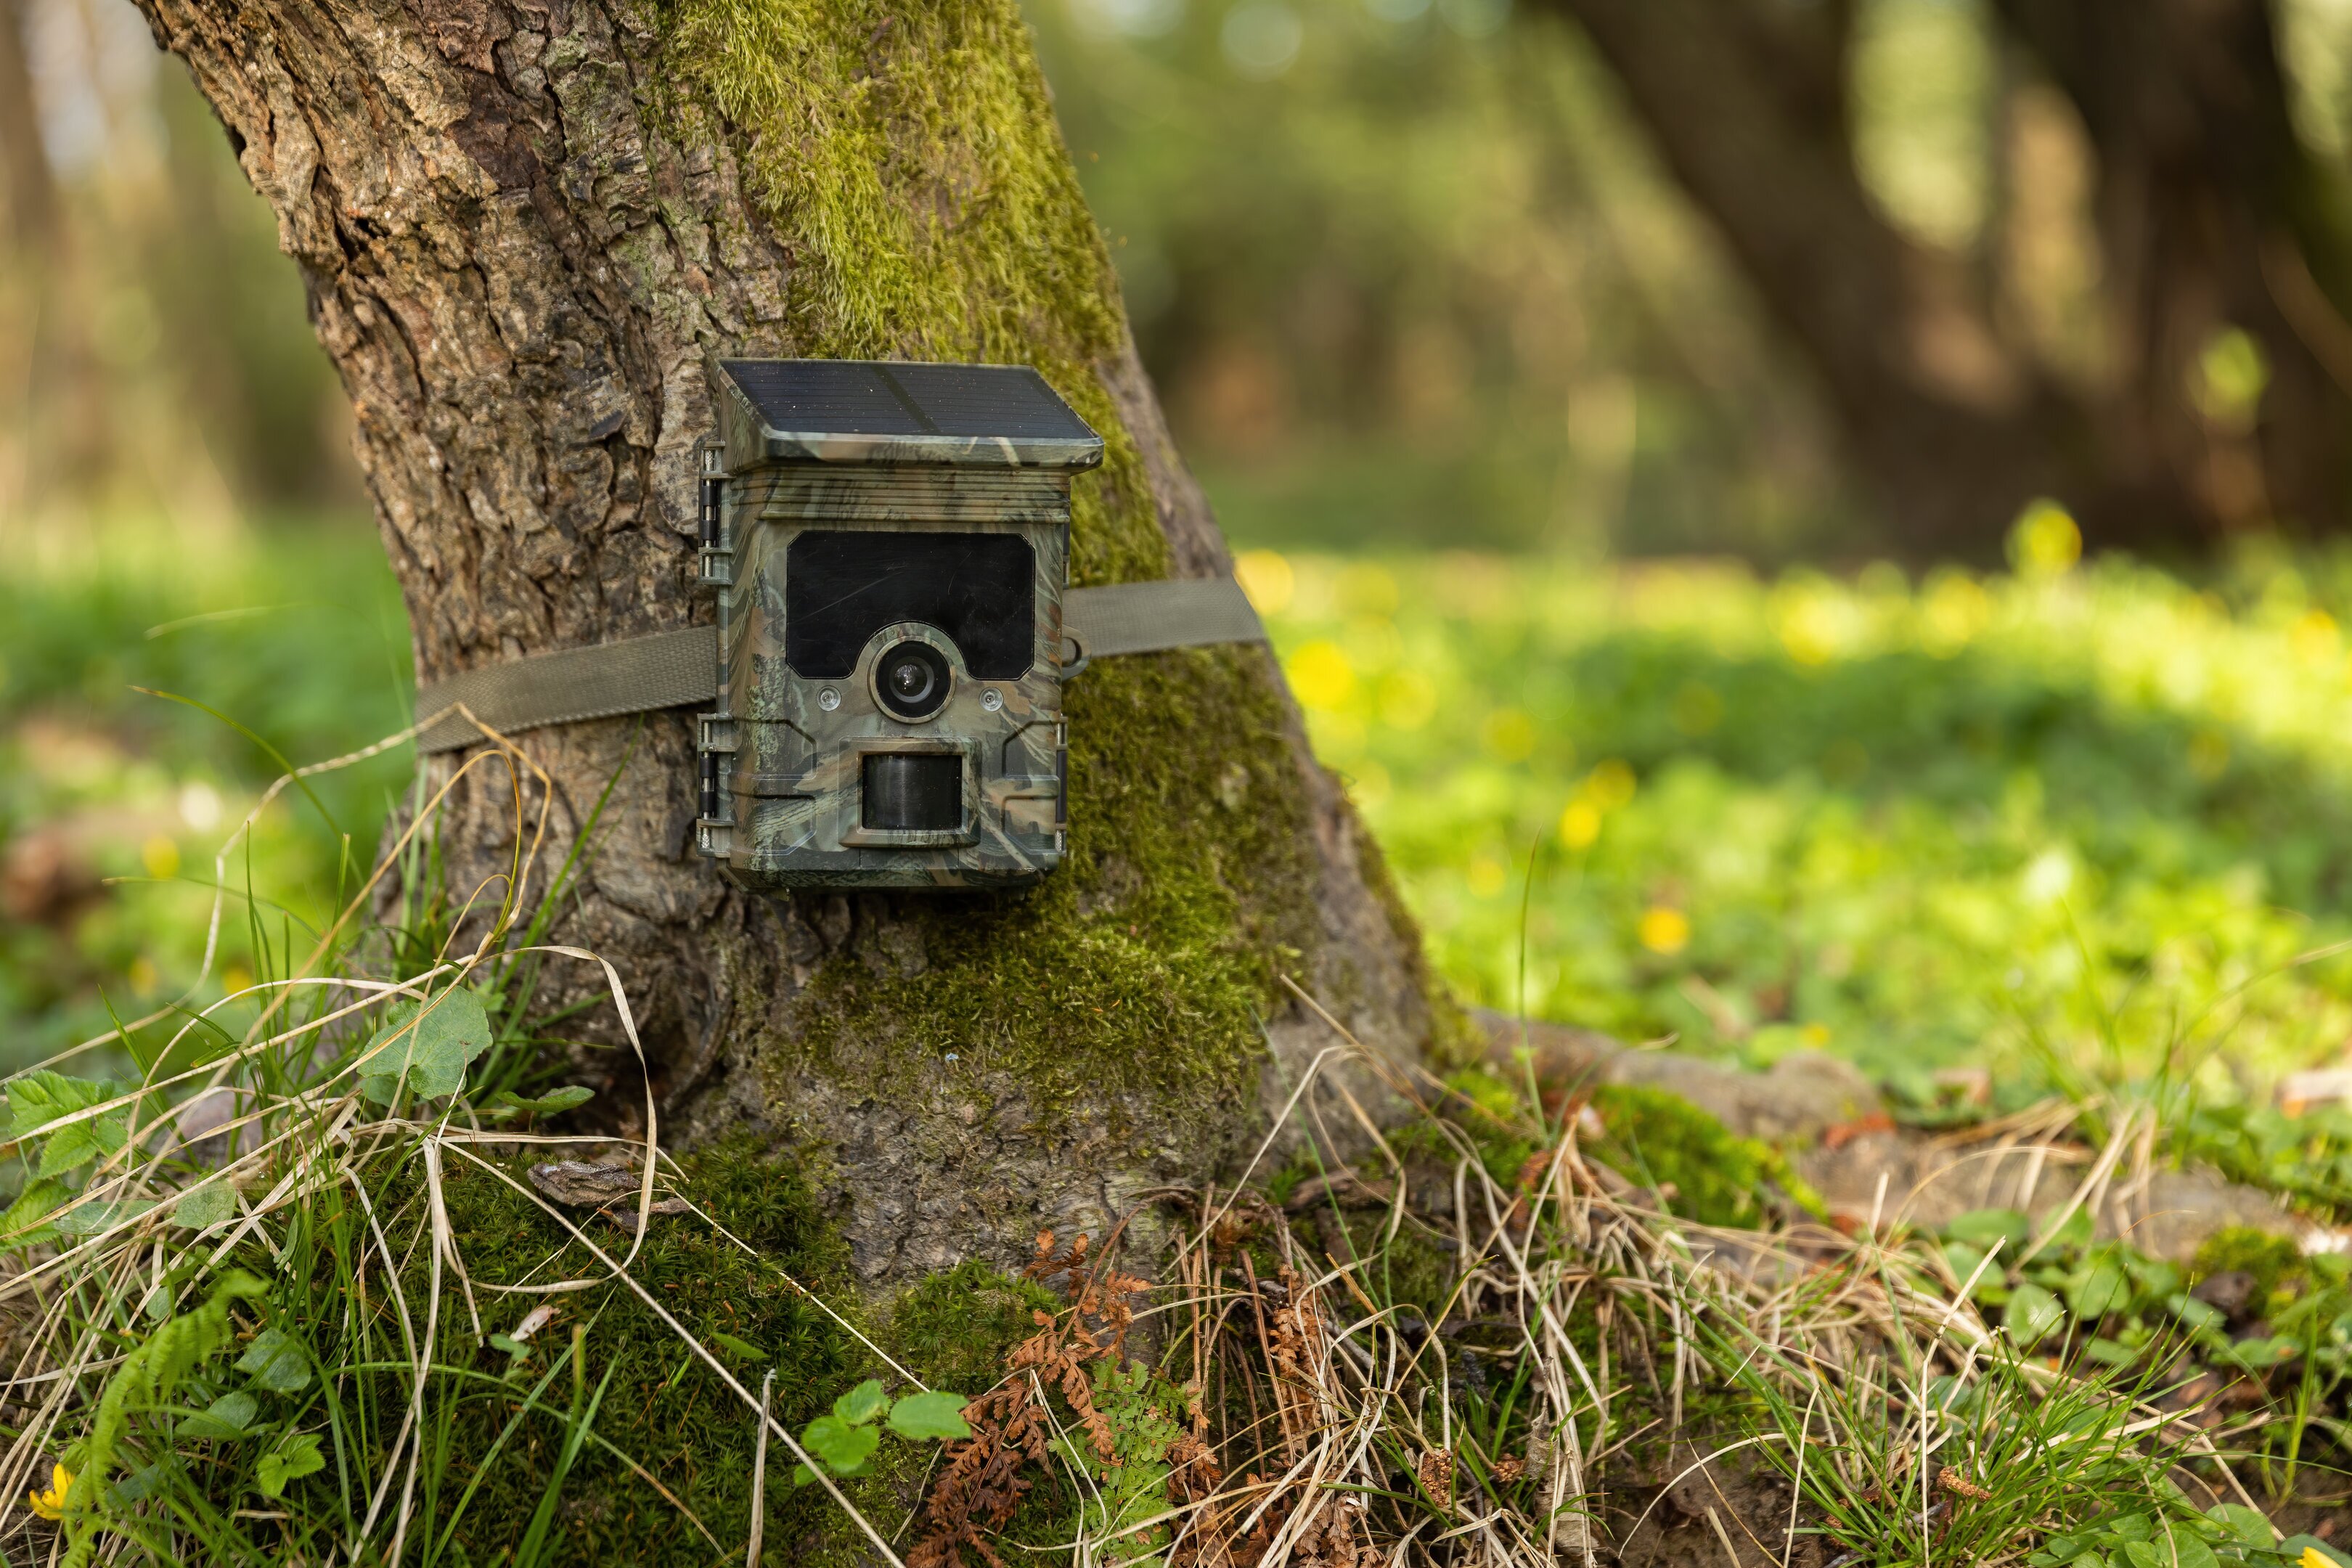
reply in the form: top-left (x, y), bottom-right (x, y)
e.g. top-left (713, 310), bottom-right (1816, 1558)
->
top-left (0, 515), bottom-right (410, 1069)
top-left (1251, 525), bottom-right (2352, 1098)
top-left (1031, 0), bottom-right (1858, 557)
top-left (1034, 0), bottom-right (2352, 559)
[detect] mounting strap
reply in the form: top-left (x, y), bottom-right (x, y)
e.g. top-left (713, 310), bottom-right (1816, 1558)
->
top-left (414, 575), bottom-right (1266, 755)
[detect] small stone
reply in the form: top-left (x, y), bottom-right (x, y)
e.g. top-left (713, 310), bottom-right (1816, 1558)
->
top-left (527, 1160), bottom-right (640, 1205)
top-left (2190, 1269), bottom-right (2258, 1321)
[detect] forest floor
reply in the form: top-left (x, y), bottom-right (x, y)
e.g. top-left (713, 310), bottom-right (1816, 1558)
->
top-left (7, 512), bottom-right (2352, 1560)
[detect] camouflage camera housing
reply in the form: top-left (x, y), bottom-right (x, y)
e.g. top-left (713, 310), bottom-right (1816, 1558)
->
top-left (693, 360), bottom-right (1104, 891)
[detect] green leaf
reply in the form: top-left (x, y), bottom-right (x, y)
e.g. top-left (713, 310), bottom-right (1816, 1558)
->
top-left (2118, 1545), bottom-right (2162, 1568)
top-left (55, 1199), bottom-right (154, 1237)
top-left (356, 987), bottom-right (493, 1105)
top-left (255, 1432), bottom-right (324, 1498)
top-left (489, 1086), bottom-right (595, 1116)
top-left (2204, 1503), bottom-right (2274, 1548)
top-left (237, 1328), bottom-right (313, 1393)
top-left (9, 1071), bottom-right (113, 1141)
top-left (0, 1179), bottom-right (66, 1248)
top-left (1946, 1208), bottom-right (2030, 1251)
top-left (2030, 1206), bottom-right (2096, 1259)
top-left (2220, 1336), bottom-right (2299, 1371)
top-left (2169, 1537), bottom-right (2219, 1568)
top-left (888, 1390), bottom-right (972, 1442)
top-left (2126, 1253), bottom-right (2182, 1299)
top-left (179, 1391), bottom-right (258, 1440)
top-left (2170, 1292), bottom-right (2226, 1332)
top-left (2068, 1260), bottom-right (2130, 1319)
top-left (2006, 1281), bottom-right (2065, 1344)
top-left (2109, 1514), bottom-right (2155, 1543)
top-left (10, 1073), bottom-right (128, 1177)
top-left (173, 1184), bottom-right (235, 1230)
top-left (833, 1379), bottom-right (889, 1426)
top-left (801, 1414), bottom-right (880, 1476)
top-left (709, 1331), bottom-right (767, 1365)
top-left (112, 1461), bottom-right (167, 1506)
top-left (488, 1334), bottom-right (528, 1358)
top-left (2083, 1336), bottom-right (2138, 1368)
top-left (792, 1463), bottom-right (819, 1487)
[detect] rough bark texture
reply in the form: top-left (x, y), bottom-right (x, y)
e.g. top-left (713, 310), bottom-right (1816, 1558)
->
top-left (129, 0), bottom-right (1457, 1286)
top-left (1540, 0), bottom-right (2352, 555)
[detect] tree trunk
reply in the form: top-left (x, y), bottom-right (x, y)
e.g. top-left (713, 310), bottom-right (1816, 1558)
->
top-left (127, 0), bottom-right (1457, 1288)
top-left (1995, 0), bottom-right (2352, 545)
top-left (0, 0), bottom-right (55, 258)
top-left (1537, 0), bottom-right (2352, 555)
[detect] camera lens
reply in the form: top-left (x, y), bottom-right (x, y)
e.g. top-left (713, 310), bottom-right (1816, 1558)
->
top-left (874, 641), bottom-right (951, 721)
top-left (889, 658), bottom-right (933, 706)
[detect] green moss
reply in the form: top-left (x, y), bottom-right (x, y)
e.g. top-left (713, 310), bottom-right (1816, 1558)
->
top-left (1389, 1066), bottom-right (1542, 1180)
top-left (1358, 1221), bottom-right (1456, 1325)
top-left (653, 0), bottom-right (1162, 587)
top-left (648, 0), bottom-right (1369, 1127)
top-left (1262, 1149), bottom-right (1322, 1210)
top-left (1587, 1085), bottom-right (1821, 1230)
top-left (886, 1259), bottom-right (1058, 1394)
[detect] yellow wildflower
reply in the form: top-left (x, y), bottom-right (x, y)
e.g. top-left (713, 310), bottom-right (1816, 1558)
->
top-left (1638, 907), bottom-right (1690, 955)
top-left (2302, 1548), bottom-right (2336, 1568)
top-left (28, 1461), bottom-right (70, 1520)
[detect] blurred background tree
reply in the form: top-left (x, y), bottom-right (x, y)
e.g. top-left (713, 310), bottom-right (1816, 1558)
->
top-left (1548, 0), bottom-right (2352, 554)
top-left (0, 0), bottom-right (355, 526)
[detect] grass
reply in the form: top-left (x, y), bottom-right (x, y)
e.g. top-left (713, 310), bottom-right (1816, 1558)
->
top-left (1245, 528), bottom-right (2352, 1108)
top-left (0, 716), bottom-right (952, 1567)
top-left (0, 512), bottom-right (412, 1071)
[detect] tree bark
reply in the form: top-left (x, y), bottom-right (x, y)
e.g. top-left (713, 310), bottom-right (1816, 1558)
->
top-left (1536, 0), bottom-right (2352, 555)
top-left (128, 0), bottom-right (1455, 1286)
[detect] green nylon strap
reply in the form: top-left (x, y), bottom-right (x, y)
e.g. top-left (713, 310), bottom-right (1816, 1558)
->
top-left (415, 575), bottom-right (1267, 754)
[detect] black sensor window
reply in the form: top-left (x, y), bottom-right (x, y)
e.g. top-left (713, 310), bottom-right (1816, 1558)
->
top-left (785, 531), bottom-right (1034, 679)
top-left (863, 754), bottom-right (963, 832)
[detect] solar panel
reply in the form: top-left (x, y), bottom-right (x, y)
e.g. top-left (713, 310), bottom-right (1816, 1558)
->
top-left (721, 359), bottom-right (1096, 443)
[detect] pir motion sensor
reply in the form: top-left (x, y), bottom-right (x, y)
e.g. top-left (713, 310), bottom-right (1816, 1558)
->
top-left (412, 359), bottom-right (1269, 891)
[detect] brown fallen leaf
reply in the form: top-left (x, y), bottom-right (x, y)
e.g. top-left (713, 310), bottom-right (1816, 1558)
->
top-left (1821, 1111), bottom-right (1897, 1149)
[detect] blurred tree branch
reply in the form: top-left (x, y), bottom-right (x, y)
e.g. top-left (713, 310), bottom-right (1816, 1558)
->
top-left (1538, 0), bottom-right (2352, 555)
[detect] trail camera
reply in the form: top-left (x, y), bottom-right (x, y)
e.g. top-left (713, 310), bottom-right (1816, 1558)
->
top-left (410, 359), bottom-right (1265, 893)
top-left (693, 360), bottom-right (1102, 890)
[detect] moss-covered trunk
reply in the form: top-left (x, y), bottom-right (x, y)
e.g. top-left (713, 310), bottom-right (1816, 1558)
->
top-left (128, 0), bottom-right (1455, 1286)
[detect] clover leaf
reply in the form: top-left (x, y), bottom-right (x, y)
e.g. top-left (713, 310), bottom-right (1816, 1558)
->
top-left (888, 1391), bottom-right (972, 1441)
top-left (358, 987), bottom-right (493, 1105)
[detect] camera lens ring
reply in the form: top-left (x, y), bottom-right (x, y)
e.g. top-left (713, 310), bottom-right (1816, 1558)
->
top-left (873, 640), bottom-right (952, 722)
